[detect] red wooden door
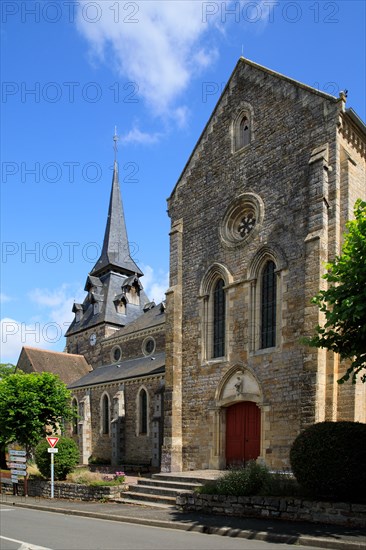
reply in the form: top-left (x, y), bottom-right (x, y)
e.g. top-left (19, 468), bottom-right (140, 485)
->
top-left (226, 402), bottom-right (260, 465)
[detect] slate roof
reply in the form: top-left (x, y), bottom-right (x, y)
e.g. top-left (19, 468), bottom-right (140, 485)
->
top-left (103, 301), bottom-right (165, 341)
top-left (16, 347), bottom-right (92, 385)
top-left (66, 160), bottom-right (150, 337)
top-left (90, 161), bottom-right (143, 278)
top-left (66, 271), bottom-right (150, 336)
top-left (69, 351), bottom-right (165, 389)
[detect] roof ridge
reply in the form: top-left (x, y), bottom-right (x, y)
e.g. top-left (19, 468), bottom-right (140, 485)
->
top-left (23, 346), bottom-right (87, 359)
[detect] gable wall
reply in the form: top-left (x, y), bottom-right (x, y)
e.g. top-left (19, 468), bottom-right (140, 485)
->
top-left (165, 60), bottom-right (345, 470)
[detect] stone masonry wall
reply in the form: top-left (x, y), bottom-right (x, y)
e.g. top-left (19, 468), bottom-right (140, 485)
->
top-left (176, 492), bottom-right (366, 528)
top-left (165, 59), bottom-right (365, 472)
top-left (15, 479), bottom-right (124, 500)
top-left (71, 375), bottom-right (164, 466)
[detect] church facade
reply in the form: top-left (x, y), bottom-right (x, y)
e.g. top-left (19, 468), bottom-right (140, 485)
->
top-left (161, 58), bottom-right (366, 472)
top-left (16, 58), bottom-right (366, 472)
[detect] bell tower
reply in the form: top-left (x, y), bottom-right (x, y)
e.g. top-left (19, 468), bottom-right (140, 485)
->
top-left (65, 129), bottom-right (149, 366)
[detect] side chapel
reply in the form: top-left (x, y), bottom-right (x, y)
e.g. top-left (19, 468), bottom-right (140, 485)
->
top-left (16, 58), bottom-right (366, 471)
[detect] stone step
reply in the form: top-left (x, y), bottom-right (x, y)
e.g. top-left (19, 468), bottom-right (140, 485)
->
top-left (133, 483), bottom-right (194, 498)
top-left (113, 497), bottom-right (175, 509)
top-left (152, 473), bottom-right (217, 485)
top-left (137, 478), bottom-right (202, 491)
top-left (120, 490), bottom-right (177, 506)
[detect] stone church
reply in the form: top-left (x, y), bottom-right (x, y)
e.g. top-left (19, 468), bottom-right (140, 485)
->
top-left (17, 58), bottom-right (366, 472)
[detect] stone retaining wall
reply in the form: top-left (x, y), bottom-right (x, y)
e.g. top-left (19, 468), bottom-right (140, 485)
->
top-left (12, 479), bottom-right (124, 500)
top-left (176, 492), bottom-right (366, 528)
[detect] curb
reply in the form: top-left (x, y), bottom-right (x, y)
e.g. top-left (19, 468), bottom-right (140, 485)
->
top-left (10, 502), bottom-right (364, 550)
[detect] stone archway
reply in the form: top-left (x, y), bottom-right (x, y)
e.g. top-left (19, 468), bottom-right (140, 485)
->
top-left (209, 365), bottom-right (266, 469)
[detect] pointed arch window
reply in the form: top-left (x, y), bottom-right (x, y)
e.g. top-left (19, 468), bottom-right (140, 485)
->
top-left (213, 278), bottom-right (226, 358)
top-left (139, 389), bottom-right (148, 435)
top-left (261, 261), bottom-right (277, 348)
top-left (71, 397), bottom-right (78, 435)
top-left (234, 111), bottom-right (251, 151)
top-left (200, 264), bottom-right (231, 363)
top-left (101, 393), bottom-right (110, 435)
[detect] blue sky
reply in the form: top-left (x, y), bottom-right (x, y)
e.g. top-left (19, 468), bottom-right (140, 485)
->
top-left (1, 0), bottom-right (365, 364)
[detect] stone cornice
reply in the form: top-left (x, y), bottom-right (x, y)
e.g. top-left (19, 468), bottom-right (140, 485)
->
top-left (102, 325), bottom-right (164, 347)
top-left (339, 114), bottom-right (366, 159)
top-left (71, 374), bottom-right (164, 393)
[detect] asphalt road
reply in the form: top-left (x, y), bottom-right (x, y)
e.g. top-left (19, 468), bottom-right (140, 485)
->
top-left (0, 504), bottom-right (322, 550)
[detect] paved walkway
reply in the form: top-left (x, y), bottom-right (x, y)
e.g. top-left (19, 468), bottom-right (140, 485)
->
top-left (1, 492), bottom-right (364, 550)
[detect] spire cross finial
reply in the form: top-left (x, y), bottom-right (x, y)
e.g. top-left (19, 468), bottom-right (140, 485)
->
top-left (113, 126), bottom-right (119, 162)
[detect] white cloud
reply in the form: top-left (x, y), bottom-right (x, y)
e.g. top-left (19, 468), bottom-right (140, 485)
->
top-left (29, 285), bottom-right (71, 308)
top-left (141, 265), bottom-right (169, 304)
top-left (76, 0), bottom-right (222, 116)
top-left (1, 285), bottom-right (84, 364)
top-left (0, 293), bottom-right (12, 303)
top-left (0, 317), bottom-right (62, 364)
top-left (121, 126), bottom-right (162, 145)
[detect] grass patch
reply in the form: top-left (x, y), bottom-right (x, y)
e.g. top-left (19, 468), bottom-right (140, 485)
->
top-left (66, 468), bottom-right (125, 486)
top-left (89, 480), bottom-right (122, 487)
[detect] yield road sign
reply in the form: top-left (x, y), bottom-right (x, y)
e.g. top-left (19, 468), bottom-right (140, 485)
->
top-left (47, 437), bottom-right (59, 448)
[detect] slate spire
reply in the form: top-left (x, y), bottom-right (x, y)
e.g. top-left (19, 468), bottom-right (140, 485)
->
top-left (90, 134), bottom-right (143, 278)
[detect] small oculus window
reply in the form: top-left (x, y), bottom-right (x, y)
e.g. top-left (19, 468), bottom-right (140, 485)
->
top-left (142, 337), bottom-right (155, 356)
top-left (111, 346), bottom-right (122, 363)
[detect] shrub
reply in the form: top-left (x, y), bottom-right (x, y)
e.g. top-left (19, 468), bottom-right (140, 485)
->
top-left (88, 455), bottom-right (111, 466)
top-left (200, 461), bottom-right (271, 496)
top-left (35, 437), bottom-right (79, 480)
top-left (290, 421), bottom-right (366, 501)
top-left (260, 471), bottom-right (301, 497)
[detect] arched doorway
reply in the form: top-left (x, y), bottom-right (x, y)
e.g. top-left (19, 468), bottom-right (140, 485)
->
top-left (226, 401), bottom-right (260, 465)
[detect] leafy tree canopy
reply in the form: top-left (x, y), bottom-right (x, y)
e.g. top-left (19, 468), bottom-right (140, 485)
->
top-left (308, 199), bottom-right (366, 383)
top-left (0, 363), bottom-right (16, 379)
top-left (0, 372), bottom-right (73, 453)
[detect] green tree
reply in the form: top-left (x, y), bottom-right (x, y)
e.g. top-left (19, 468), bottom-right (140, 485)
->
top-left (35, 437), bottom-right (79, 480)
top-left (0, 363), bottom-right (16, 379)
top-left (308, 199), bottom-right (366, 383)
top-left (0, 372), bottom-right (73, 456)
top-left (0, 365), bottom-right (17, 468)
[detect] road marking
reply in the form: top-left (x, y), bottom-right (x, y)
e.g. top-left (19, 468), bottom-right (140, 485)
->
top-left (0, 536), bottom-right (52, 550)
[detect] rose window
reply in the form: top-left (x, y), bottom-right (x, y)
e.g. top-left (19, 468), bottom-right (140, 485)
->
top-left (237, 212), bottom-right (256, 238)
top-left (220, 193), bottom-right (264, 248)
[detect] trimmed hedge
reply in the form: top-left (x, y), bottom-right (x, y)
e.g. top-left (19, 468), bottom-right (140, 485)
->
top-left (35, 437), bottom-right (79, 480)
top-left (290, 421), bottom-right (366, 501)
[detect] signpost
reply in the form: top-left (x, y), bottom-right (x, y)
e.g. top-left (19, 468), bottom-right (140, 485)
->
top-left (8, 449), bottom-right (27, 495)
top-left (46, 437), bottom-right (59, 498)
